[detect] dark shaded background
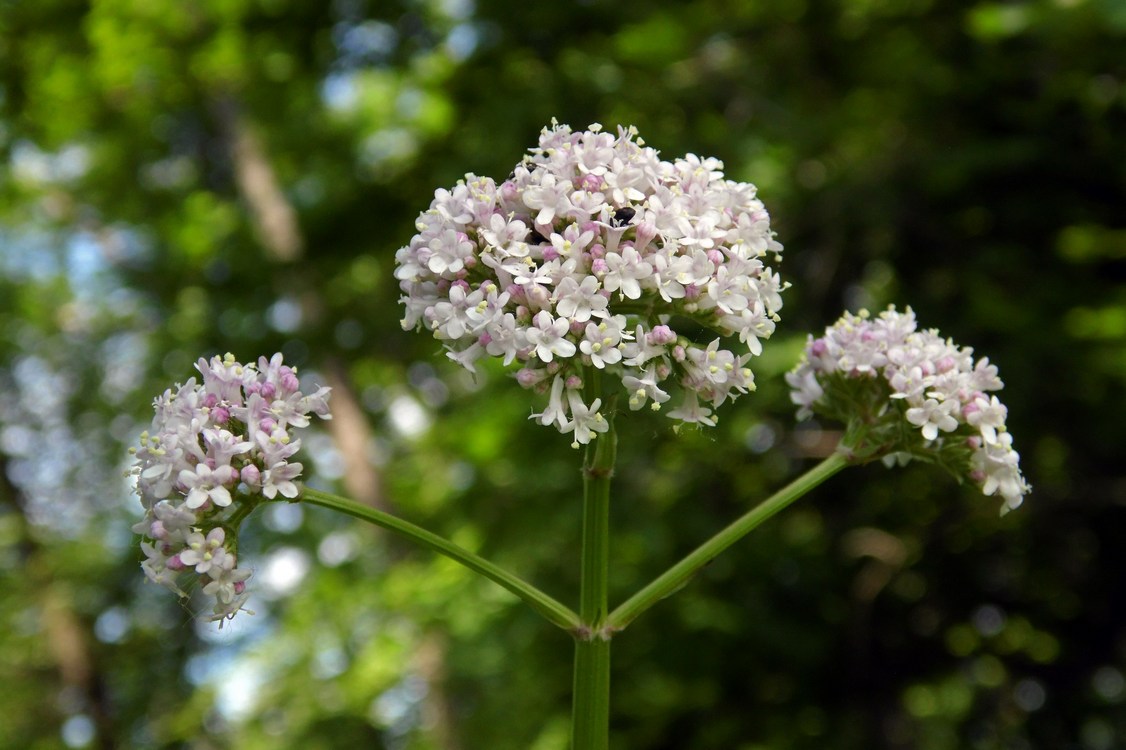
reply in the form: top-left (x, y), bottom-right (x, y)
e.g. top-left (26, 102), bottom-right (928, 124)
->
top-left (1, 1), bottom-right (1124, 748)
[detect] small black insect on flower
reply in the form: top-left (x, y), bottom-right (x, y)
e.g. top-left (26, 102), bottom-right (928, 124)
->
top-left (611, 207), bottom-right (636, 228)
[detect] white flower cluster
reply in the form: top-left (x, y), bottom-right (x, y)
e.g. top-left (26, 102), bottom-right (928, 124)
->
top-left (396, 121), bottom-right (785, 444)
top-left (787, 306), bottom-right (1030, 512)
top-left (129, 353), bottom-right (331, 624)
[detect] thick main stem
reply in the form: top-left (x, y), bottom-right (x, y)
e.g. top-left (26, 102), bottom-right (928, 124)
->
top-left (605, 451), bottom-right (848, 632)
top-left (571, 408), bottom-right (617, 750)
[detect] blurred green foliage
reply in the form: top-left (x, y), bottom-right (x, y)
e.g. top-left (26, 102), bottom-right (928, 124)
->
top-left (1, 0), bottom-right (1124, 748)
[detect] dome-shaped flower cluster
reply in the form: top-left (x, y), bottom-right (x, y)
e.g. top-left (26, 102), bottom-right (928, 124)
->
top-left (786, 306), bottom-right (1030, 512)
top-left (130, 353), bottom-right (331, 624)
top-left (396, 121), bottom-right (785, 444)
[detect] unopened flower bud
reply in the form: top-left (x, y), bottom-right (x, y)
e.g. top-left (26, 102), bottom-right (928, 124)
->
top-left (240, 464), bottom-right (261, 487)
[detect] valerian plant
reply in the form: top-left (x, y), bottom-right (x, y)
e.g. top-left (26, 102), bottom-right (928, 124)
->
top-left (130, 122), bottom-right (1029, 748)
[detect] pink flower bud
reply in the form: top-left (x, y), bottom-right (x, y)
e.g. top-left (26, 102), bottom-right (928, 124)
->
top-left (578, 174), bottom-right (603, 192)
top-left (212, 462), bottom-right (231, 481)
top-left (516, 369), bottom-right (541, 387)
top-left (634, 222), bottom-right (658, 250)
top-left (241, 464), bottom-right (261, 487)
top-left (526, 285), bottom-right (551, 309)
top-left (648, 325), bottom-right (676, 345)
top-left (565, 375), bottom-right (583, 390)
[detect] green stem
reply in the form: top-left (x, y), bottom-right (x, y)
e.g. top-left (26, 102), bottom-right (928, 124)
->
top-left (572, 638), bottom-right (610, 749)
top-left (299, 487), bottom-right (581, 632)
top-left (571, 403), bottom-right (617, 750)
top-left (604, 451), bottom-right (848, 633)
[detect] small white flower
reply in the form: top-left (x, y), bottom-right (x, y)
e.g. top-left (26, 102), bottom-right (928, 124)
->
top-left (261, 461), bottom-right (303, 500)
top-left (554, 276), bottom-right (608, 322)
top-left (484, 313), bottom-right (525, 366)
top-left (526, 311), bottom-right (576, 362)
top-left (531, 376), bottom-right (569, 429)
top-left (905, 398), bottom-right (960, 441)
top-left (579, 320), bottom-right (624, 369)
top-left (565, 392), bottom-right (610, 446)
top-left (179, 463), bottom-right (237, 510)
top-left (140, 541), bottom-right (188, 595)
top-left (666, 391), bottom-right (716, 427)
top-left (481, 213), bottom-right (529, 252)
top-left (600, 247), bottom-right (653, 300)
top-left (202, 555), bottom-right (253, 625)
top-left (622, 366), bottom-right (670, 411)
top-left (686, 339), bottom-right (738, 388)
top-left (706, 265), bottom-right (750, 315)
top-left (965, 395), bottom-right (1007, 444)
top-left (428, 284), bottom-right (477, 340)
top-left (522, 173), bottom-right (574, 227)
top-left (784, 367), bottom-right (822, 420)
top-left (178, 528), bottom-right (229, 574)
top-left (972, 432), bottom-right (1029, 511)
top-left (426, 229), bottom-right (473, 276)
top-left (549, 225), bottom-right (594, 260)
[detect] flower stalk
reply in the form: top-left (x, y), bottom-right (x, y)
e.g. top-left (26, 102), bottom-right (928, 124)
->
top-left (299, 487), bottom-right (581, 632)
top-left (605, 450), bottom-right (848, 632)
